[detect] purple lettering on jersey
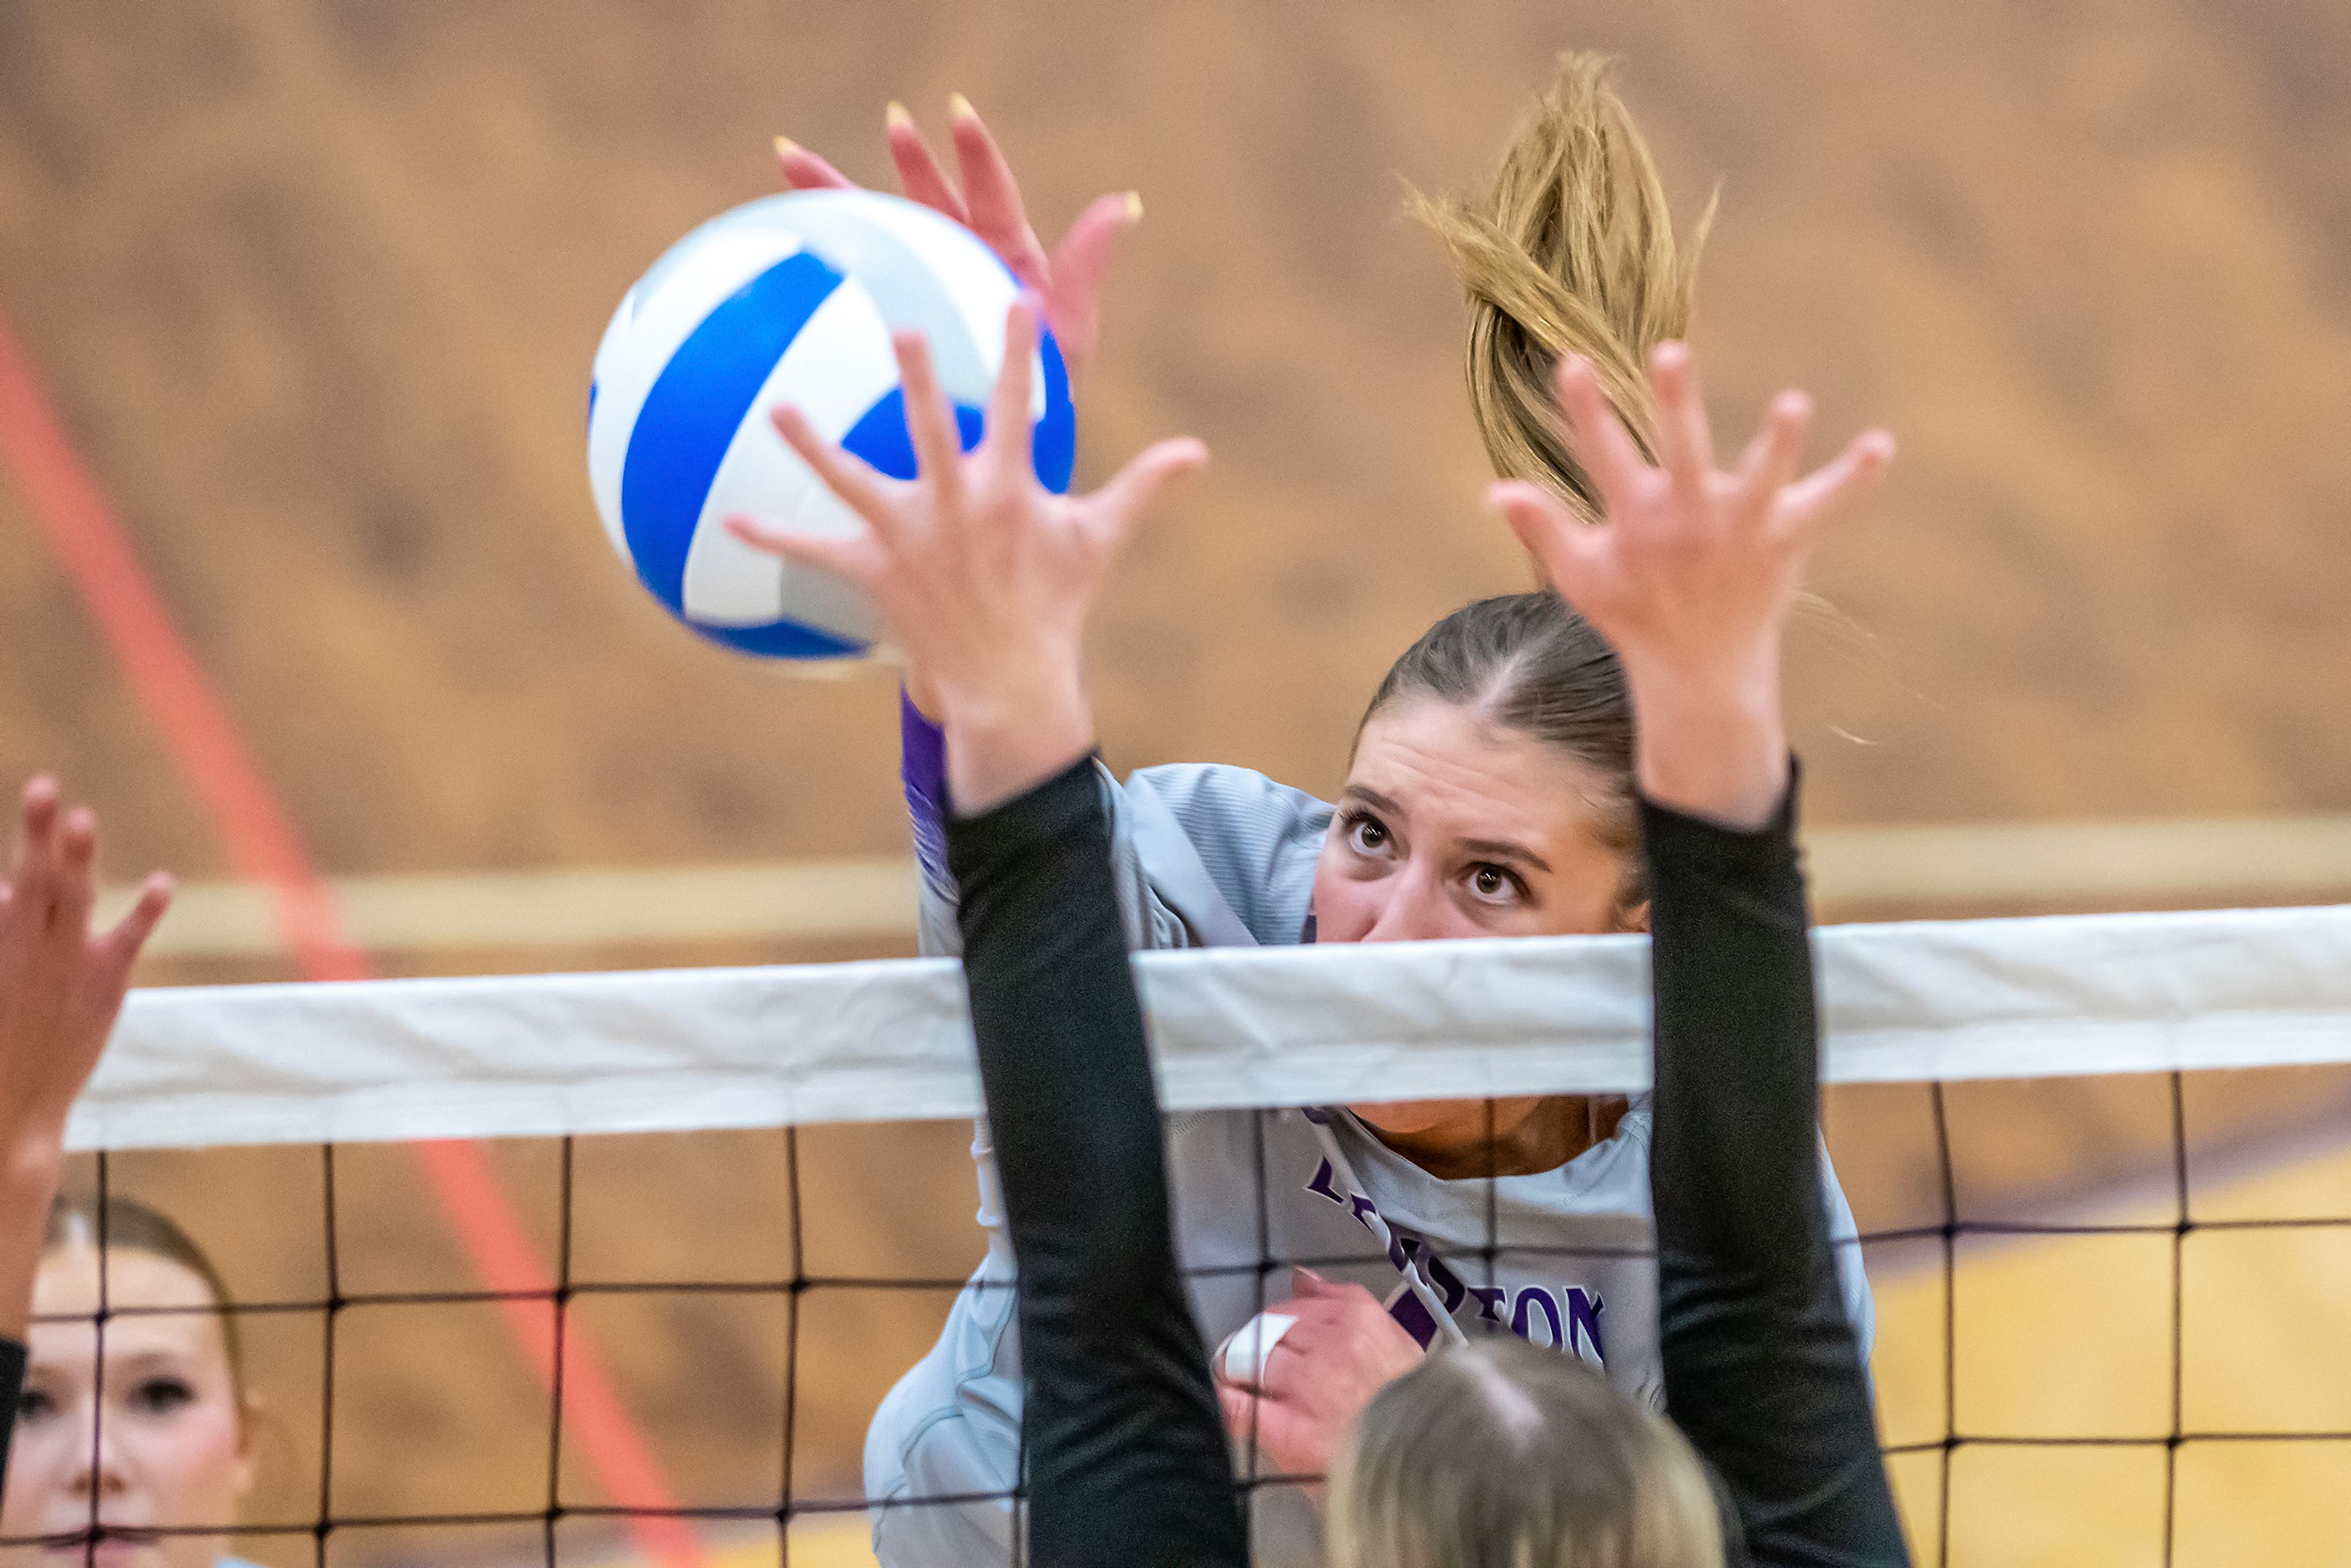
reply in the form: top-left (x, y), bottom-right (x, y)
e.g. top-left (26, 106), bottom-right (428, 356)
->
top-left (1510, 1287), bottom-right (1564, 1349)
top-left (1389, 1288), bottom-right (1441, 1349)
top-left (1383, 1226), bottom-right (1412, 1272)
top-left (1565, 1288), bottom-right (1605, 1361)
top-left (1299, 1152), bottom-right (1588, 1353)
top-left (1401, 1238), bottom-right (1469, 1315)
top-left (1305, 1158), bottom-right (1345, 1207)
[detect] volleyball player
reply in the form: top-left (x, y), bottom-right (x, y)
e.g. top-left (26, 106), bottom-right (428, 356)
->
top-left (743, 276), bottom-right (1901, 1559)
top-left (4, 1198), bottom-right (262, 1568)
top-left (0, 779), bottom-right (174, 1485)
top-left (758, 57), bottom-right (1877, 1566)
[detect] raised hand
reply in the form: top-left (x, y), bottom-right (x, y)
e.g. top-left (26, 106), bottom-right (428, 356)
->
top-left (727, 296), bottom-right (1205, 814)
top-left (1487, 344), bottom-right (1894, 826)
top-left (776, 96), bottom-right (1138, 384)
top-left (0, 777), bottom-right (172, 1334)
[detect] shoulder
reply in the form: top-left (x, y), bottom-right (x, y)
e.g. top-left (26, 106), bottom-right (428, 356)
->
top-left (1123, 763), bottom-right (1332, 947)
top-left (1126, 761), bottom-right (1331, 825)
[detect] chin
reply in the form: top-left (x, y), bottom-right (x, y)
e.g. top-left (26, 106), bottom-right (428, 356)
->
top-left (1346, 1100), bottom-right (1455, 1136)
top-left (40, 1540), bottom-right (156, 1568)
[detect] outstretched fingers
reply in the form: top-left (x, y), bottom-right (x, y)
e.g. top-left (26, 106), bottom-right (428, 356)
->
top-left (94, 872), bottom-right (173, 988)
top-left (1488, 478), bottom-right (1606, 599)
top-left (773, 137), bottom-right (855, 193)
top-left (52, 809), bottom-right (96, 939)
top-left (948, 97), bottom-right (1051, 288)
top-left (1647, 342), bottom-right (1715, 498)
top-left (1733, 389), bottom-right (1814, 504)
top-left (10, 776), bottom-right (58, 884)
top-left (983, 299), bottom-right (1039, 476)
top-left (1774, 429), bottom-right (1897, 543)
top-left (1553, 354), bottom-right (1651, 502)
top-left (885, 103), bottom-right (970, 226)
top-left (1043, 191), bottom-right (1138, 365)
top-left (724, 515), bottom-right (873, 585)
top-left (893, 331), bottom-right (966, 501)
top-left (1085, 437), bottom-right (1208, 544)
top-left (768, 404), bottom-right (901, 538)
top-left (10, 779), bottom-right (64, 940)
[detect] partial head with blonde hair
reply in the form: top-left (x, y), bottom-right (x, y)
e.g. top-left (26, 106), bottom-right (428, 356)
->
top-left (0, 1198), bottom-right (258, 1568)
top-left (1329, 1336), bottom-right (1724, 1568)
top-left (1412, 53), bottom-right (1711, 525)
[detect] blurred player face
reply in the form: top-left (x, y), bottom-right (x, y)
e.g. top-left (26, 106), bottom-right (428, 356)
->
top-left (1314, 698), bottom-right (1639, 1166)
top-left (2, 1247), bottom-right (255, 1568)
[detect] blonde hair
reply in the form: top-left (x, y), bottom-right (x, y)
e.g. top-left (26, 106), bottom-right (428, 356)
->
top-left (1412, 53), bottom-right (1712, 525)
top-left (1329, 1337), bottom-right (1723, 1568)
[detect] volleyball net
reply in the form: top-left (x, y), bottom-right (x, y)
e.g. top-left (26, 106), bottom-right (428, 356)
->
top-left (27, 902), bottom-right (2351, 1568)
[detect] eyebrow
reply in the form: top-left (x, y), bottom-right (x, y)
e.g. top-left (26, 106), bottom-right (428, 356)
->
top-left (1458, 838), bottom-right (1554, 874)
top-left (1341, 787), bottom-right (1555, 874)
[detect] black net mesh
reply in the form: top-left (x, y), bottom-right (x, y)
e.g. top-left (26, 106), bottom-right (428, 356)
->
top-left (12, 1060), bottom-right (2351, 1568)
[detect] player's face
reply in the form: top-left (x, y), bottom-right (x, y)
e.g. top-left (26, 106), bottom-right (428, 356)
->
top-left (1314, 699), bottom-right (1638, 1165)
top-left (1, 1248), bottom-right (255, 1568)
top-left (1313, 699), bottom-right (1634, 945)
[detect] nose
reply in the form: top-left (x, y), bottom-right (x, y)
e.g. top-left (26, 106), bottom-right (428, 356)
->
top-left (1360, 875), bottom-right (1450, 943)
top-left (67, 1412), bottom-right (131, 1501)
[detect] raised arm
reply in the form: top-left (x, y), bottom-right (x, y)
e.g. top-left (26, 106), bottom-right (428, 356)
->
top-left (1495, 344), bottom-right (1908, 1564)
top-left (730, 299), bottom-right (1242, 1566)
top-left (947, 758), bottom-right (1247, 1566)
top-left (0, 778), bottom-right (171, 1484)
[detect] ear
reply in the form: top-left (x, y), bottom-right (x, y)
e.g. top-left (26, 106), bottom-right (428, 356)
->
top-left (231, 1393), bottom-right (263, 1498)
top-left (1616, 898), bottom-right (1651, 934)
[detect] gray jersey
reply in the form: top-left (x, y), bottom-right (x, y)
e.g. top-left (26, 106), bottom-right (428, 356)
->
top-left (866, 759), bottom-right (1875, 1567)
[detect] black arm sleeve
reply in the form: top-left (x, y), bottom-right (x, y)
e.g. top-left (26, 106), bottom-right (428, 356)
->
top-left (1, 1336), bottom-right (23, 1489)
top-left (945, 756), bottom-right (1250, 1568)
top-left (1643, 772), bottom-right (1910, 1567)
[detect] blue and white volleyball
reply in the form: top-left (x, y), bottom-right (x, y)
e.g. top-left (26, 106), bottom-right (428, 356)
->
top-left (588, 189), bottom-right (1076, 661)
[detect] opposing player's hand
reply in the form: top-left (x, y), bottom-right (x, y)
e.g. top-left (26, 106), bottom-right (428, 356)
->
top-left (1215, 1269), bottom-right (1424, 1486)
top-left (0, 778), bottom-right (171, 1334)
top-left (776, 96), bottom-right (1138, 386)
top-left (727, 296), bottom-right (1205, 814)
top-left (0, 778), bottom-right (170, 1165)
top-left (1487, 344), bottom-right (1894, 827)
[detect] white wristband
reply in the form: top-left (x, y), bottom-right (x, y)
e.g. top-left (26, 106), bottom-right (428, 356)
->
top-left (1216, 1310), bottom-right (1299, 1389)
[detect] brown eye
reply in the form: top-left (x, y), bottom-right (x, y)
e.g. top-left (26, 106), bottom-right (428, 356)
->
top-left (1346, 814), bottom-right (1390, 854)
top-left (1468, 865), bottom-right (1520, 904)
top-left (127, 1376), bottom-right (195, 1417)
top-left (18, 1387), bottom-right (56, 1424)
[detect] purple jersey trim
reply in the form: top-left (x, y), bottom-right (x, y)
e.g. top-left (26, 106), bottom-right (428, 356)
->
top-left (901, 688), bottom-right (953, 893)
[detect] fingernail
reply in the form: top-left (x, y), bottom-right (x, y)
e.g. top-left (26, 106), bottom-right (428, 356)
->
top-left (1123, 190), bottom-right (1144, 222)
top-left (886, 101), bottom-right (914, 132)
top-left (948, 91), bottom-right (977, 121)
top-left (774, 135), bottom-right (799, 160)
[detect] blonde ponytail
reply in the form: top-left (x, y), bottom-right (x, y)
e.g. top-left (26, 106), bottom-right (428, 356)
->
top-left (1412, 53), bottom-right (1712, 523)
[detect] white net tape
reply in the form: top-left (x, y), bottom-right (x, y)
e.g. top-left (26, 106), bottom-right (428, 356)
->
top-left (77, 903), bottom-right (2351, 1151)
